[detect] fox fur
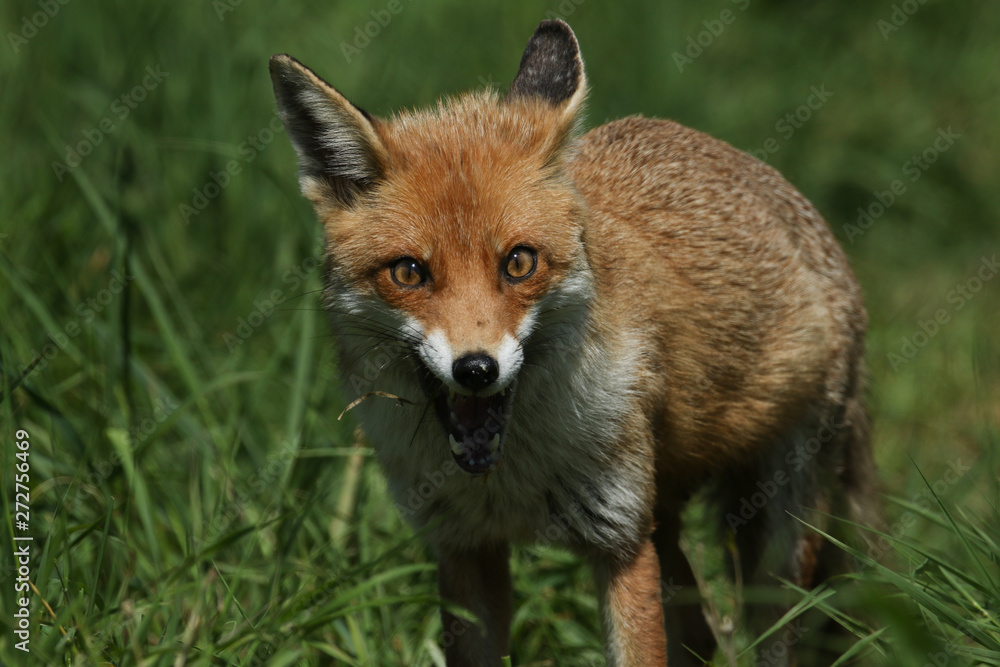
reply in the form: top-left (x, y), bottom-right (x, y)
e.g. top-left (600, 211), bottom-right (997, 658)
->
top-left (270, 18), bottom-right (878, 667)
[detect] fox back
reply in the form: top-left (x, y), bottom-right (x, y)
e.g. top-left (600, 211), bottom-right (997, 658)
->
top-left (271, 19), bottom-right (877, 667)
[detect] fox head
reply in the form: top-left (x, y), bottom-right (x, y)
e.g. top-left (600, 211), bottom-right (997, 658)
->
top-left (270, 20), bottom-right (593, 475)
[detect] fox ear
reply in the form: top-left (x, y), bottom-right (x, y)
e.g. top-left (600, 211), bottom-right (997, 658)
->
top-left (509, 19), bottom-right (587, 120)
top-left (269, 54), bottom-right (387, 208)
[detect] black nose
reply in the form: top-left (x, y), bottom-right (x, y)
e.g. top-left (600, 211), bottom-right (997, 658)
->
top-left (452, 353), bottom-right (499, 391)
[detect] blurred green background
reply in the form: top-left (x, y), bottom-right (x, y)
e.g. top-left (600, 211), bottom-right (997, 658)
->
top-left (1, 0), bottom-right (998, 664)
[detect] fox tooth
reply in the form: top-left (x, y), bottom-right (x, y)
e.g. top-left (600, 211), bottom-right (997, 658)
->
top-left (489, 434), bottom-right (500, 449)
top-left (449, 411), bottom-right (458, 425)
top-left (448, 434), bottom-right (462, 455)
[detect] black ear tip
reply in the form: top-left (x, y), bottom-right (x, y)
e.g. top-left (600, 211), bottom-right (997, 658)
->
top-left (531, 19), bottom-right (579, 50)
top-left (269, 55), bottom-right (292, 83)
top-left (269, 53), bottom-right (300, 77)
top-left (268, 54), bottom-right (327, 97)
top-left (534, 18), bottom-right (576, 37)
top-left (510, 18), bottom-right (583, 105)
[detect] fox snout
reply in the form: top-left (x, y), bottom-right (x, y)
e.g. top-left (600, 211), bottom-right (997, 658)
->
top-left (452, 353), bottom-right (500, 391)
top-left (412, 328), bottom-right (523, 476)
top-left (418, 328), bottom-right (523, 394)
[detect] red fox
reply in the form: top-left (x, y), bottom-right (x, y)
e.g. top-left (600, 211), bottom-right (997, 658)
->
top-left (270, 18), bottom-right (878, 666)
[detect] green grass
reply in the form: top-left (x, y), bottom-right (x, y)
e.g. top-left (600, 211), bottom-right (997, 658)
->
top-left (1, 0), bottom-right (998, 664)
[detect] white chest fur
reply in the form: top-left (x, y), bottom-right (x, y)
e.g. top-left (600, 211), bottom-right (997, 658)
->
top-left (336, 308), bottom-right (650, 554)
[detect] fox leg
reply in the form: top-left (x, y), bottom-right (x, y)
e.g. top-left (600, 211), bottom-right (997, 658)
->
top-left (437, 542), bottom-right (511, 667)
top-left (592, 537), bottom-right (668, 666)
top-left (653, 507), bottom-right (717, 666)
top-left (718, 402), bottom-right (877, 666)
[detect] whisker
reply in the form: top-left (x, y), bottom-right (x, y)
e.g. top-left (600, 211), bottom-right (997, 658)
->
top-left (407, 400), bottom-right (434, 450)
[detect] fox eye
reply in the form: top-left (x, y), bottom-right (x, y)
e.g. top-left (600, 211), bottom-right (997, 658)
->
top-left (504, 246), bottom-right (537, 281)
top-left (390, 257), bottom-right (427, 287)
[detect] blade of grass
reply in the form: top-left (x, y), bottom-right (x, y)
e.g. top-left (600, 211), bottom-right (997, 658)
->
top-left (798, 518), bottom-right (998, 648)
top-left (86, 498), bottom-right (115, 619)
top-left (817, 510), bottom-right (996, 601)
top-left (910, 457), bottom-right (999, 597)
top-left (331, 427), bottom-right (367, 549)
top-left (57, 151), bottom-right (226, 449)
top-left (738, 583), bottom-right (838, 656)
top-left (829, 627), bottom-right (887, 666)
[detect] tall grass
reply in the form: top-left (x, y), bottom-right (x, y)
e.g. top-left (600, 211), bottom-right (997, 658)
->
top-left (1, 0), bottom-right (997, 664)
top-left (808, 451), bottom-right (1000, 666)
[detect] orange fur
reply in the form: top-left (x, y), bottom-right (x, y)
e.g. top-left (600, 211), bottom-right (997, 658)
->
top-left (270, 18), bottom-right (879, 666)
top-left (595, 539), bottom-right (669, 664)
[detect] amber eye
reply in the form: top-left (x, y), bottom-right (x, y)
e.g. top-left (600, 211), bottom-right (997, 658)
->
top-left (504, 246), bottom-right (537, 280)
top-left (390, 258), bottom-right (426, 287)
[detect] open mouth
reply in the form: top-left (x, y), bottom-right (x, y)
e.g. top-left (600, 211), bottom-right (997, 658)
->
top-left (430, 385), bottom-right (513, 476)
